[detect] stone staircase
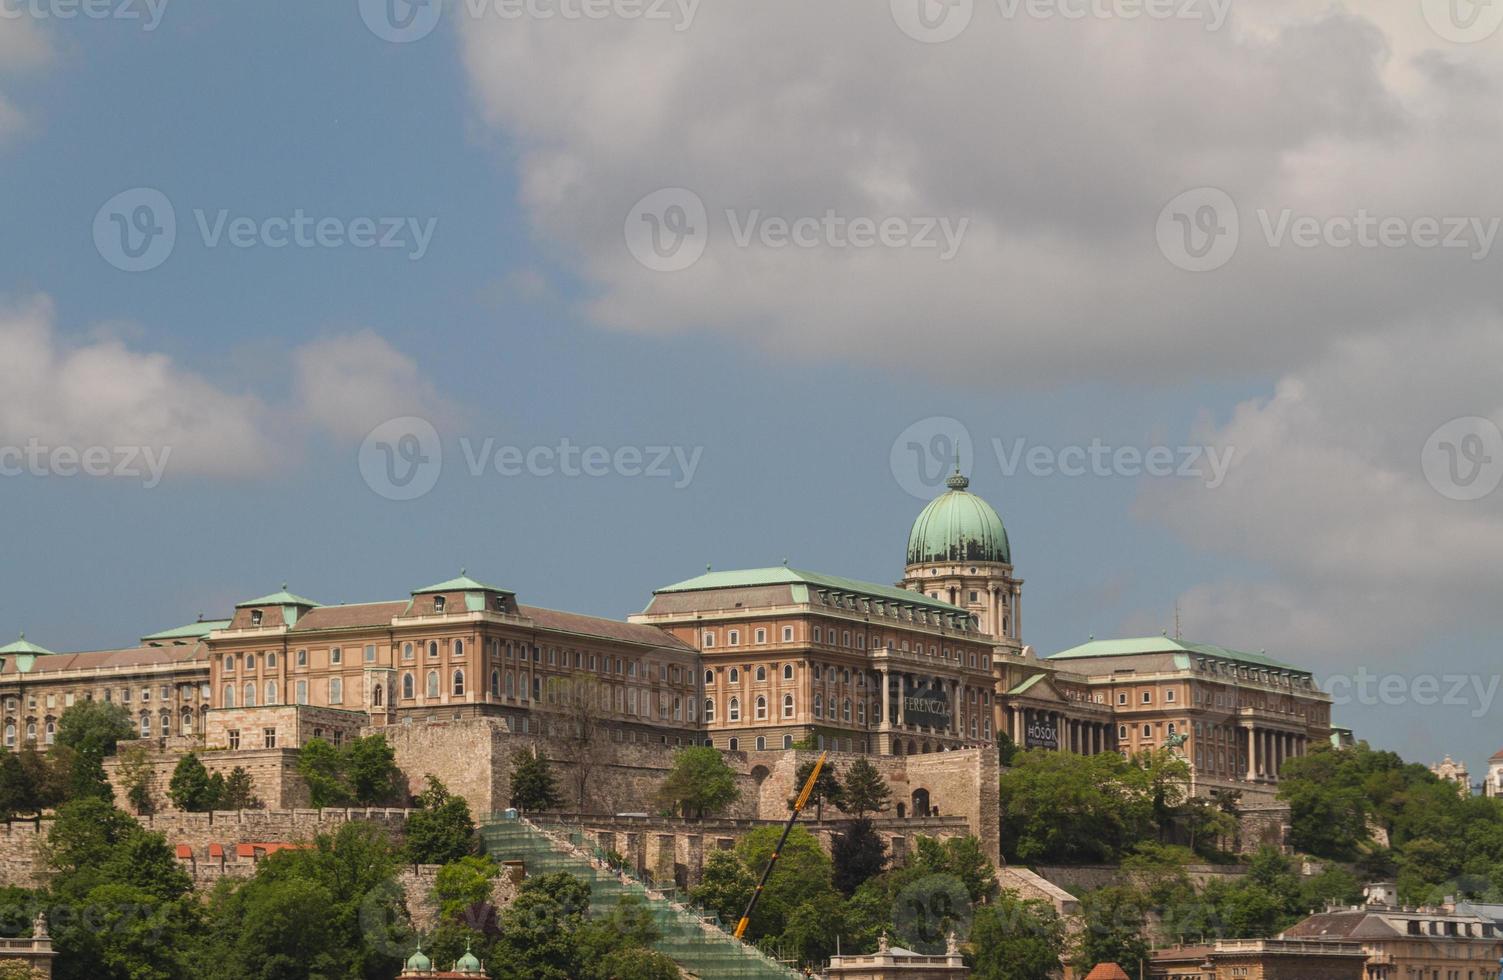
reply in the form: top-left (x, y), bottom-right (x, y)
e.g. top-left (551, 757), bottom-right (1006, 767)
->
top-left (480, 817), bottom-right (800, 980)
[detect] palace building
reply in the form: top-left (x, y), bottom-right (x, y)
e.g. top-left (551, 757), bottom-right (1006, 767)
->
top-left (0, 470), bottom-right (1335, 800)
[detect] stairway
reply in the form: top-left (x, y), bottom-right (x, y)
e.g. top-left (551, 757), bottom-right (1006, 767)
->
top-left (480, 818), bottom-right (801, 980)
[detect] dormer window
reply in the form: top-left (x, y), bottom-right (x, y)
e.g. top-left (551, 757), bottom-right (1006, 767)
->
top-left (250, 610), bottom-right (262, 627)
top-left (434, 596), bottom-right (446, 613)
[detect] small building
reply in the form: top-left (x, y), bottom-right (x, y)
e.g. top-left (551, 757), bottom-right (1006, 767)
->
top-left (1150, 939), bottom-right (1367, 979)
top-left (1484, 747), bottom-right (1503, 798)
top-left (824, 933), bottom-right (967, 980)
top-left (1282, 898), bottom-right (1503, 980)
top-left (397, 945), bottom-right (485, 978)
top-left (1084, 965), bottom-right (1132, 980)
top-left (0, 913), bottom-right (55, 979)
top-left (1429, 756), bottom-right (1471, 797)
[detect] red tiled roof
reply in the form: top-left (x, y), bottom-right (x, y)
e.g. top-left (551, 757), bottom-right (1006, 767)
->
top-left (208, 844), bottom-right (225, 858)
top-left (1084, 966), bottom-right (1131, 980)
top-left (519, 605), bottom-right (691, 651)
top-left (174, 844), bottom-right (193, 859)
top-left (0, 643), bottom-right (207, 674)
top-left (291, 602), bottom-right (408, 632)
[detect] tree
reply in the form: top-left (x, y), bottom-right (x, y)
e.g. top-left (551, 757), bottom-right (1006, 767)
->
top-left (841, 757), bottom-right (892, 820)
top-left (689, 849), bottom-right (755, 928)
top-left (999, 750), bottom-right (1156, 863)
top-left (509, 749), bottom-right (561, 812)
top-left (0, 751), bottom-right (40, 819)
top-left (731, 826), bottom-right (838, 939)
top-left (345, 734), bottom-right (401, 804)
top-left (168, 754), bottom-right (217, 812)
top-left (218, 767), bottom-right (261, 810)
top-left (970, 890), bottom-right (1066, 980)
top-left (832, 818), bottom-right (887, 895)
top-left (433, 855), bottom-right (499, 932)
top-left (405, 776), bottom-right (476, 864)
top-left (788, 758), bottom-right (844, 822)
top-left (538, 672), bottom-right (607, 810)
top-left (117, 745), bottom-right (156, 815)
top-left (297, 738), bottom-right (354, 808)
top-left (1073, 886), bottom-right (1150, 979)
top-left (655, 746), bottom-right (739, 819)
top-left (912, 835), bottom-right (998, 905)
top-left (54, 701), bottom-right (134, 758)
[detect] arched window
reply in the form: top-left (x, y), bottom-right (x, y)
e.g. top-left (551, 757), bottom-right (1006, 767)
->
top-left (426, 671), bottom-right (439, 697)
top-left (755, 665), bottom-right (766, 681)
top-left (814, 694), bottom-right (823, 718)
top-left (373, 685), bottom-right (384, 707)
top-left (3, 723), bottom-right (13, 747)
top-left (402, 674), bottom-right (414, 699)
top-left (728, 668), bottom-right (739, 684)
top-left (704, 669), bottom-right (714, 685)
top-left (428, 641), bottom-right (438, 659)
top-left (245, 653), bottom-right (255, 669)
top-left (224, 685), bottom-right (235, 708)
top-left (139, 714), bottom-right (150, 737)
top-left (44, 719), bottom-right (56, 744)
top-left (505, 672), bottom-right (514, 697)
top-left (24, 721), bottom-right (35, 742)
top-left (159, 711), bottom-right (170, 736)
top-left (704, 698), bottom-right (715, 721)
top-left (403, 642), bottom-right (414, 660)
top-left (782, 663), bottom-right (793, 680)
top-left (755, 695), bottom-right (767, 720)
top-left (223, 654), bottom-right (234, 672)
top-left (490, 670), bottom-right (500, 696)
top-left (453, 670), bottom-right (465, 696)
top-left (843, 698), bottom-right (852, 721)
top-left (782, 694), bottom-right (795, 719)
top-left (728, 737), bottom-right (738, 751)
top-left (728, 697), bottom-right (740, 722)
top-left (756, 736), bottom-right (766, 750)
top-left (181, 712), bottom-right (193, 735)
top-left (454, 639), bottom-right (464, 657)
top-left (244, 682), bottom-right (257, 707)
top-left (783, 734), bottom-right (793, 749)
top-left (265, 680), bottom-right (278, 705)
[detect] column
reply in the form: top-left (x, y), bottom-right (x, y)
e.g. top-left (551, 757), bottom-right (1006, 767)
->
top-left (1245, 725), bottom-right (1257, 778)
top-left (897, 675), bottom-right (907, 727)
top-left (1014, 593), bottom-right (1021, 639)
top-left (951, 680), bottom-right (961, 738)
top-left (879, 667), bottom-right (890, 730)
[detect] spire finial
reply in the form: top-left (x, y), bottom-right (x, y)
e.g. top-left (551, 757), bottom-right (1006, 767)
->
top-left (281, 581), bottom-right (287, 591)
top-left (707, 563), bottom-right (712, 573)
top-left (460, 567), bottom-right (466, 577)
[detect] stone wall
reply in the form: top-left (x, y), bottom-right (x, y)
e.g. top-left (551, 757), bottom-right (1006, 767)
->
top-left (1237, 803), bottom-right (1293, 854)
top-left (103, 745), bottom-right (310, 812)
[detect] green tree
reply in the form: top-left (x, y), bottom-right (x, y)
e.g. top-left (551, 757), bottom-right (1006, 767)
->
top-left (970, 890), bottom-right (1065, 980)
top-left (832, 817), bottom-right (887, 895)
top-left (508, 749), bottom-right (562, 812)
top-left (731, 826), bottom-right (838, 939)
top-left (1073, 885), bottom-right (1150, 979)
top-left (689, 849), bottom-right (755, 928)
top-left (656, 746), bottom-right (740, 819)
top-left (405, 776), bottom-right (476, 864)
top-left (218, 767), bottom-right (261, 809)
top-left (912, 835), bottom-right (998, 905)
top-left (433, 855), bottom-right (499, 932)
top-left (54, 701), bottom-right (134, 758)
top-left (168, 753), bottom-right (218, 812)
top-left (0, 750), bottom-right (39, 819)
top-left (296, 737), bottom-right (354, 808)
top-left (117, 744), bottom-right (156, 815)
top-left (788, 758), bottom-right (844, 822)
top-left (999, 750), bottom-right (1155, 863)
top-left (345, 734), bottom-right (401, 804)
top-left (841, 757), bottom-right (892, 819)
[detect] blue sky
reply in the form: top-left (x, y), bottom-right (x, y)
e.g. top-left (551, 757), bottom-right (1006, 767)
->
top-left (3, 1), bottom-right (1502, 776)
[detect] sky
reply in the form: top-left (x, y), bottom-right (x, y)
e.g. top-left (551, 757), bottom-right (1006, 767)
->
top-left (2, 0), bottom-right (1502, 776)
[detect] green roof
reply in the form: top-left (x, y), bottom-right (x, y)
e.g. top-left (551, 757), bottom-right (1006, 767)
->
top-left (411, 571), bottom-right (513, 595)
top-left (1049, 636), bottom-right (1303, 673)
top-left (236, 587), bottom-right (320, 609)
top-left (140, 620), bottom-right (231, 643)
top-left (653, 566), bottom-right (968, 615)
top-left (907, 471), bottom-right (1011, 566)
top-left (1007, 673), bottom-right (1050, 696)
top-left (0, 633), bottom-right (53, 656)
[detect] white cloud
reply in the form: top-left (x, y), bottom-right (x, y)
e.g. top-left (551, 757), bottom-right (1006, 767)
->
top-left (457, 0), bottom-right (1503, 385)
top-left (1131, 320), bottom-right (1503, 661)
top-left (291, 331), bottom-right (453, 442)
top-left (0, 296), bottom-right (450, 480)
top-left (0, 16), bottom-right (52, 142)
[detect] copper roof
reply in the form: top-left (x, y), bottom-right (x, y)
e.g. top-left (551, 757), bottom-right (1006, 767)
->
top-left (0, 643), bottom-right (208, 675)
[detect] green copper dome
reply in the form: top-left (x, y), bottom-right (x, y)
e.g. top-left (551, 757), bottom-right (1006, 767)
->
top-left (455, 949), bottom-right (482, 973)
top-left (906, 471), bottom-right (1010, 566)
top-left (404, 947), bottom-right (431, 972)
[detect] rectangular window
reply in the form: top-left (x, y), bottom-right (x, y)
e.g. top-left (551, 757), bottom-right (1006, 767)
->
top-left (331, 647), bottom-right (342, 665)
top-left (263, 728), bottom-right (277, 749)
top-left (365, 644), bottom-right (376, 662)
top-left (1166, 689), bottom-right (1176, 702)
top-left (782, 626), bottom-right (793, 642)
top-left (329, 677), bottom-right (343, 704)
top-left (228, 729), bottom-right (241, 750)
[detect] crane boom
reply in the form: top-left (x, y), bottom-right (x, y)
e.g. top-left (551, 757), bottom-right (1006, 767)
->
top-left (732, 751), bottom-right (828, 940)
